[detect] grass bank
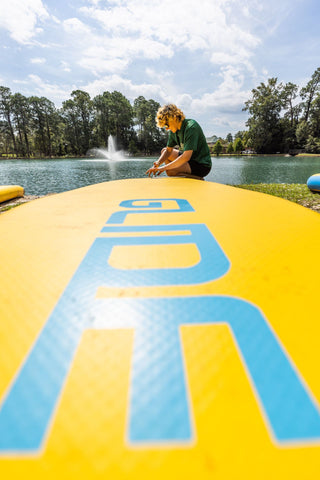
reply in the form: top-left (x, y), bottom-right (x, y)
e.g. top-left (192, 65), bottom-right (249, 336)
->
top-left (235, 183), bottom-right (320, 213)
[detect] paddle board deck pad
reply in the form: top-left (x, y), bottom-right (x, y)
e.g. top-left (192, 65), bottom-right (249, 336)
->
top-left (1, 178), bottom-right (320, 479)
top-left (307, 173), bottom-right (320, 192)
top-left (0, 185), bottom-right (24, 203)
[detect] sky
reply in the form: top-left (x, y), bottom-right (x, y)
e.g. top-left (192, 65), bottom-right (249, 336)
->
top-left (0, 0), bottom-right (319, 138)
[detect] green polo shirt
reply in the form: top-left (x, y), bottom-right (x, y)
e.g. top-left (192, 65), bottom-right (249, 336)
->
top-left (167, 119), bottom-right (211, 168)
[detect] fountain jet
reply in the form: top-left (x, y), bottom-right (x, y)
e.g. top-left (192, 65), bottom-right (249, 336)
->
top-left (88, 135), bottom-right (125, 161)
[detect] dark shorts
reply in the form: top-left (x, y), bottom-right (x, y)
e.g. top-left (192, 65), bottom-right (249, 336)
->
top-left (188, 159), bottom-right (211, 177)
top-left (177, 151), bottom-right (211, 177)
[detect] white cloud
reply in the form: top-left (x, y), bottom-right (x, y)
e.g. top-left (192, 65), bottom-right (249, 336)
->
top-left (175, 94), bottom-right (194, 110)
top-left (145, 68), bottom-right (174, 81)
top-left (63, 18), bottom-right (92, 35)
top-left (56, 0), bottom-right (264, 110)
top-left (26, 74), bottom-right (75, 105)
top-left (0, 0), bottom-right (49, 44)
top-left (83, 75), bottom-right (167, 102)
top-left (210, 52), bottom-right (242, 66)
top-left (78, 49), bottom-right (129, 75)
top-left (2, 0), bottom-right (305, 138)
top-left (81, 64), bottom-right (250, 124)
top-left (188, 66), bottom-right (251, 113)
top-left (79, 0), bottom-right (260, 70)
top-left (61, 24), bottom-right (174, 75)
top-left (30, 57), bottom-right (46, 64)
top-left (209, 115), bottom-right (246, 132)
top-left (51, 15), bottom-right (61, 25)
top-left (60, 61), bottom-right (71, 73)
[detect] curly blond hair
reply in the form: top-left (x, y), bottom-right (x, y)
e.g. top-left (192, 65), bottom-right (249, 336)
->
top-left (156, 104), bottom-right (185, 128)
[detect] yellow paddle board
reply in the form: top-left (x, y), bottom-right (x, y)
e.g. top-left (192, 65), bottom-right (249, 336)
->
top-left (0, 185), bottom-right (24, 203)
top-left (1, 178), bottom-right (320, 479)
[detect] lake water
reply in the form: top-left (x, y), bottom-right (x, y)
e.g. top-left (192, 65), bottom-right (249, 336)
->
top-left (0, 155), bottom-right (320, 195)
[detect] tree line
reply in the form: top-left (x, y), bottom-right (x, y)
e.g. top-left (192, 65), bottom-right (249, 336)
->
top-left (0, 87), bottom-right (167, 157)
top-left (209, 67), bottom-right (320, 155)
top-left (1, 67), bottom-right (320, 158)
top-left (242, 67), bottom-right (320, 154)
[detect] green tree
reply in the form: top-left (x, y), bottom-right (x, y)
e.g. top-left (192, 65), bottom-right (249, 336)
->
top-left (92, 91), bottom-right (112, 147)
top-left (308, 94), bottom-right (320, 139)
top-left (61, 99), bottom-right (81, 155)
top-left (226, 133), bottom-right (233, 143)
top-left (133, 96), bottom-right (165, 154)
top-left (213, 140), bottom-right (223, 155)
top-left (296, 120), bottom-right (309, 148)
top-left (128, 138), bottom-right (138, 155)
top-left (93, 91), bottom-right (134, 150)
top-left (233, 137), bottom-right (243, 153)
top-left (0, 86), bottom-right (17, 154)
top-left (281, 82), bottom-right (299, 128)
top-left (11, 93), bottom-right (32, 157)
top-left (226, 142), bottom-right (234, 153)
top-left (243, 78), bottom-right (284, 153)
top-left (61, 90), bottom-right (93, 155)
top-left (0, 120), bottom-right (13, 155)
top-left (234, 131), bottom-right (245, 140)
top-left (109, 91), bottom-right (134, 149)
top-left (305, 135), bottom-right (320, 153)
top-left (300, 67), bottom-right (320, 123)
top-left (29, 96), bottom-right (60, 156)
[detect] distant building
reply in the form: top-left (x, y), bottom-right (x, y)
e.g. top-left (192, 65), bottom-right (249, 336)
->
top-left (241, 149), bottom-right (256, 155)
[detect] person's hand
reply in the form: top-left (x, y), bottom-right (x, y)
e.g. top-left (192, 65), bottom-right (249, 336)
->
top-left (146, 165), bottom-right (162, 177)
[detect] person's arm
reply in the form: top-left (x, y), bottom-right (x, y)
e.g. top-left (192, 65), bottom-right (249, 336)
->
top-left (146, 147), bottom-right (174, 177)
top-left (154, 146), bottom-right (173, 166)
top-left (157, 150), bottom-right (193, 173)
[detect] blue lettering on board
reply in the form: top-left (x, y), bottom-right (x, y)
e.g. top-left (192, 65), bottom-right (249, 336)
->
top-left (106, 198), bottom-right (194, 224)
top-left (0, 198), bottom-right (320, 453)
top-left (98, 224), bottom-right (230, 285)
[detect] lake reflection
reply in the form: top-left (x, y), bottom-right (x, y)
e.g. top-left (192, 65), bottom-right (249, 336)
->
top-left (0, 155), bottom-right (320, 195)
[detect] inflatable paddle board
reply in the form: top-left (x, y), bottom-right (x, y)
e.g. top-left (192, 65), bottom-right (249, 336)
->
top-left (1, 178), bottom-right (320, 479)
top-left (307, 173), bottom-right (320, 192)
top-left (0, 185), bottom-right (24, 203)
